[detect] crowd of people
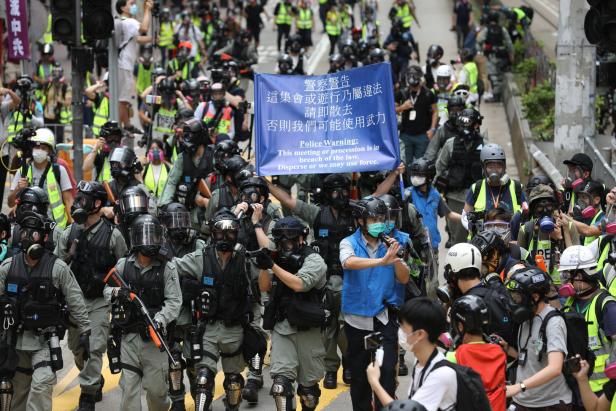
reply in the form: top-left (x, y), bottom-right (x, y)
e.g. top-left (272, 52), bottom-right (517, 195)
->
top-left (2, 0), bottom-right (614, 411)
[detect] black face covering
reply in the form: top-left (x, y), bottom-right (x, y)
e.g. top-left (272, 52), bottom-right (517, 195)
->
top-left (20, 228), bottom-right (45, 260)
top-left (213, 228), bottom-right (238, 252)
top-left (327, 188), bottom-right (349, 210)
top-left (137, 245), bottom-right (161, 257)
top-left (70, 194), bottom-right (98, 225)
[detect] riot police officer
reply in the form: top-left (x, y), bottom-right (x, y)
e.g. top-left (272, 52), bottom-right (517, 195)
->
top-left (174, 210), bottom-right (250, 411)
top-left (104, 214), bottom-right (182, 411)
top-left (203, 155), bottom-right (250, 223)
top-left (56, 181), bottom-right (128, 410)
top-left (116, 186), bottom-right (151, 246)
top-left (434, 108), bottom-right (485, 244)
top-left (208, 139), bottom-right (241, 193)
top-left (10, 186), bottom-right (63, 254)
top-left (159, 118), bottom-right (214, 232)
top-left (423, 95), bottom-right (465, 162)
top-left (0, 211), bottom-right (91, 410)
top-left (267, 173), bottom-right (356, 388)
top-left (234, 177), bottom-right (283, 404)
top-left (253, 216), bottom-right (327, 411)
top-left (159, 202), bottom-right (206, 411)
top-left (104, 147), bottom-right (149, 213)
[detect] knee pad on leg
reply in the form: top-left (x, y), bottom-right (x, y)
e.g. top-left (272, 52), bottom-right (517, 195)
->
top-left (297, 384), bottom-right (320, 411)
top-left (223, 373), bottom-right (244, 409)
top-left (0, 377), bottom-right (13, 411)
top-left (270, 375), bottom-right (295, 411)
top-left (248, 353), bottom-right (264, 375)
top-left (194, 368), bottom-right (215, 411)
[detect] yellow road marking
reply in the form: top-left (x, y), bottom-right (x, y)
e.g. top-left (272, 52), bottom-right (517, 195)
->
top-left (52, 366), bottom-right (80, 396)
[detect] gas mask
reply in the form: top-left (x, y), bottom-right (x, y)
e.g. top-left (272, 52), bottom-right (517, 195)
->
top-left (327, 187), bottom-right (349, 210)
top-left (20, 228), bottom-right (46, 260)
top-left (275, 237), bottom-right (303, 272)
top-left (211, 219), bottom-right (239, 252)
top-left (70, 193), bottom-right (99, 225)
top-left (485, 162), bottom-right (505, 186)
top-left (110, 162), bottom-right (130, 179)
top-left (538, 215), bottom-right (556, 233)
top-left (484, 221), bottom-right (511, 243)
top-left (102, 138), bottom-right (121, 154)
top-left (148, 148), bottom-right (165, 163)
top-left (177, 49), bottom-right (189, 64)
top-left (436, 76), bottom-right (450, 90)
top-left (559, 270), bottom-right (597, 298)
top-left (573, 197), bottom-right (597, 219)
top-left (169, 228), bottom-right (193, 245)
top-left (240, 188), bottom-right (263, 205)
top-left (563, 170), bottom-right (584, 190)
top-left (407, 75), bottom-right (421, 88)
top-left (533, 200), bottom-right (557, 232)
top-left (508, 291), bottom-right (535, 324)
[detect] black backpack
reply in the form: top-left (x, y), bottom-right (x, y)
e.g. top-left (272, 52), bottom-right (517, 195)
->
top-left (431, 360), bottom-right (492, 411)
top-left (485, 25), bottom-right (504, 48)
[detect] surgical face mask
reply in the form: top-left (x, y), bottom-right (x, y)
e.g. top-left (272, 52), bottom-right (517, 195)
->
top-left (385, 220), bottom-right (395, 234)
top-left (129, 3), bottom-right (138, 15)
top-left (32, 148), bottom-right (48, 164)
top-left (398, 328), bottom-right (413, 352)
top-left (367, 222), bottom-right (386, 238)
top-left (411, 176), bottom-right (426, 187)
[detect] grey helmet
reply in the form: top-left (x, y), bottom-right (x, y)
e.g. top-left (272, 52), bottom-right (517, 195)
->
top-left (480, 143), bottom-right (506, 164)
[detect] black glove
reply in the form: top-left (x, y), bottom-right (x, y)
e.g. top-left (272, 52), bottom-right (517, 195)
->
top-left (78, 332), bottom-right (91, 361)
top-left (115, 287), bottom-right (132, 304)
top-left (254, 248), bottom-right (274, 270)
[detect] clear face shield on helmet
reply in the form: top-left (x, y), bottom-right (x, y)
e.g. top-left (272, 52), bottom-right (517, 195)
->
top-left (211, 218), bottom-right (239, 251)
top-left (385, 206), bottom-right (402, 234)
top-left (272, 227), bottom-right (303, 255)
top-left (119, 193), bottom-right (148, 217)
top-left (162, 211), bottom-right (194, 244)
top-left (240, 186), bottom-right (266, 205)
top-left (129, 222), bottom-right (163, 254)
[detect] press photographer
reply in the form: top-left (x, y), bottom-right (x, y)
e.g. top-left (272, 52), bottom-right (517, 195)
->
top-left (0, 84), bottom-right (22, 201)
top-left (140, 76), bottom-right (190, 143)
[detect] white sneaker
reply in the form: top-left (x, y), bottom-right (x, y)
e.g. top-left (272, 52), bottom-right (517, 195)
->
top-left (483, 92), bottom-right (494, 100)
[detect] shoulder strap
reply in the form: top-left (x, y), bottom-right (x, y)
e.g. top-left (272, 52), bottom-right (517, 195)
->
top-left (595, 290), bottom-right (612, 332)
top-left (514, 180), bottom-right (523, 205)
top-left (52, 163), bottom-right (62, 187)
top-left (538, 310), bottom-right (563, 361)
top-left (471, 181), bottom-right (482, 205)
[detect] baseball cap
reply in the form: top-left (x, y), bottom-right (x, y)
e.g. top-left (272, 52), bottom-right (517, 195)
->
top-left (563, 153), bottom-right (593, 172)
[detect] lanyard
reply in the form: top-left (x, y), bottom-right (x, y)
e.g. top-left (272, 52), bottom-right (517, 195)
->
top-left (488, 183), bottom-right (504, 209)
top-left (517, 315), bottom-right (536, 352)
top-left (411, 348), bottom-right (439, 395)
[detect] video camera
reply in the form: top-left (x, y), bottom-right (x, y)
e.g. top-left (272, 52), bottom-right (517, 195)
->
top-left (11, 128), bottom-right (36, 155)
top-left (15, 76), bottom-right (33, 95)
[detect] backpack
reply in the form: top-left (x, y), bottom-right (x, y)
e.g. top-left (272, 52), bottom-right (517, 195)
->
top-left (485, 25), bottom-right (504, 48)
top-left (431, 360), bottom-right (492, 411)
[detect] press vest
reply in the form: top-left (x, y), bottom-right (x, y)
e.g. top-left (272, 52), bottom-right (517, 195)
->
top-left (143, 163), bottom-right (169, 198)
top-left (153, 106), bottom-right (178, 141)
top-left (203, 103), bottom-right (233, 135)
top-left (159, 21), bottom-right (175, 48)
top-left (325, 10), bottom-right (341, 36)
top-left (92, 96), bottom-right (109, 137)
top-left (462, 62), bottom-right (479, 93)
top-left (564, 291), bottom-right (615, 392)
top-left (96, 154), bottom-right (112, 182)
top-left (582, 211), bottom-right (604, 246)
top-left (395, 3), bottom-right (413, 28)
top-left (136, 64), bottom-right (152, 95)
top-left (7, 111), bottom-right (32, 143)
top-left (276, 3), bottom-right (293, 25)
top-left (342, 228), bottom-right (396, 316)
top-left (297, 8), bottom-right (313, 29)
top-left (169, 59), bottom-right (197, 81)
top-left (524, 222), bottom-right (565, 285)
top-left (410, 186), bottom-right (441, 248)
top-left (471, 179), bottom-right (522, 214)
top-left (67, 220), bottom-right (116, 299)
top-left (313, 206), bottom-right (356, 276)
top-left (26, 164), bottom-right (67, 229)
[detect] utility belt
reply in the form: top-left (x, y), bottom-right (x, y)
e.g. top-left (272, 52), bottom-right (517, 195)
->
top-left (111, 301), bottom-right (162, 341)
top-left (263, 286), bottom-right (331, 331)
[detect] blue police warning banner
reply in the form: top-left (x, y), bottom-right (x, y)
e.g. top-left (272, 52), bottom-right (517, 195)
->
top-left (254, 62), bottom-right (400, 176)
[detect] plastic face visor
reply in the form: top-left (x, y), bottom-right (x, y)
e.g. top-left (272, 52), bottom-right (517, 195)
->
top-left (120, 194), bottom-right (148, 215)
top-left (129, 223), bottom-right (163, 248)
top-left (161, 211), bottom-right (192, 229)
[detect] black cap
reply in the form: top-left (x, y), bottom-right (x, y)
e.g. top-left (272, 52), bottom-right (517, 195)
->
top-left (563, 153), bottom-right (593, 172)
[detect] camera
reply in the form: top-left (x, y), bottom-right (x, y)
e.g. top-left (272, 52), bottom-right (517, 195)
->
top-left (364, 331), bottom-right (383, 351)
top-left (16, 76), bottom-right (33, 94)
top-left (237, 101), bottom-right (251, 115)
top-left (152, 0), bottom-right (161, 17)
top-left (11, 128), bottom-right (36, 154)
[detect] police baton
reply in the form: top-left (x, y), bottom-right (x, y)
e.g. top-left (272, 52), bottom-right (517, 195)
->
top-left (103, 268), bottom-right (177, 366)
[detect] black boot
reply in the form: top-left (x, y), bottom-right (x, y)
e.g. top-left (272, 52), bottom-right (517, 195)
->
top-left (342, 367), bottom-right (352, 385)
top-left (445, 237), bottom-right (455, 248)
top-left (78, 393), bottom-right (96, 411)
top-left (94, 376), bottom-right (105, 402)
top-left (323, 371), bottom-right (337, 389)
top-left (242, 379), bottom-right (260, 404)
top-left (170, 399), bottom-right (186, 411)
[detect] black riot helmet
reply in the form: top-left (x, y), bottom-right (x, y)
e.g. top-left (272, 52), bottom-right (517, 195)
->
top-left (16, 187), bottom-right (50, 219)
top-left (119, 186), bottom-right (149, 221)
top-left (382, 400), bottom-right (427, 411)
top-left (450, 294), bottom-right (489, 337)
top-left (471, 229), bottom-right (508, 275)
top-left (109, 147), bottom-right (142, 179)
top-left (368, 48), bottom-right (386, 64)
top-left (129, 214), bottom-right (164, 257)
top-left (426, 44), bottom-right (444, 65)
top-left (18, 211), bottom-right (54, 260)
top-left (234, 165), bottom-right (255, 187)
top-left (353, 196), bottom-right (388, 221)
top-left (278, 54), bottom-right (294, 74)
top-left (175, 107), bottom-right (195, 124)
top-left (182, 118), bottom-right (209, 152)
top-left (71, 180), bottom-right (108, 224)
top-left (209, 209), bottom-right (240, 252)
top-left (158, 77), bottom-right (176, 95)
top-left (272, 216), bottom-right (309, 257)
top-left (160, 202), bottom-right (194, 244)
top-left (213, 140), bottom-right (241, 172)
top-left (220, 154), bottom-right (248, 179)
top-left (410, 157), bottom-right (436, 179)
top-left (239, 177), bottom-right (269, 204)
top-left (456, 108), bottom-right (483, 139)
top-left (447, 95), bottom-right (466, 122)
top-left (287, 33), bottom-right (303, 53)
top-left (505, 267), bottom-right (551, 323)
top-left (323, 174), bottom-right (351, 209)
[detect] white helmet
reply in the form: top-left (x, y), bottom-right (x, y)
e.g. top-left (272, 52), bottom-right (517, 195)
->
top-left (31, 128), bottom-right (55, 150)
top-left (445, 243), bottom-right (482, 273)
top-left (435, 64), bottom-right (454, 79)
top-left (557, 245), bottom-right (597, 274)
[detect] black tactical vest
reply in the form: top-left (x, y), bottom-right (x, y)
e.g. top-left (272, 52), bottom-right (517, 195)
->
top-left (68, 219), bottom-right (117, 299)
top-left (218, 185), bottom-right (237, 210)
top-left (486, 25), bottom-right (504, 48)
top-left (313, 206), bottom-right (355, 276)
top-left (6, 252), bottom-right (64, 331)
top-left (174, 150), bottom-right (213, 208)
top-left (237, 206), bottom-right (273, 252)
top-left (200, 245), bottom-right (249, 325)
top-left (448, 135), bottom-right (484, 191)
